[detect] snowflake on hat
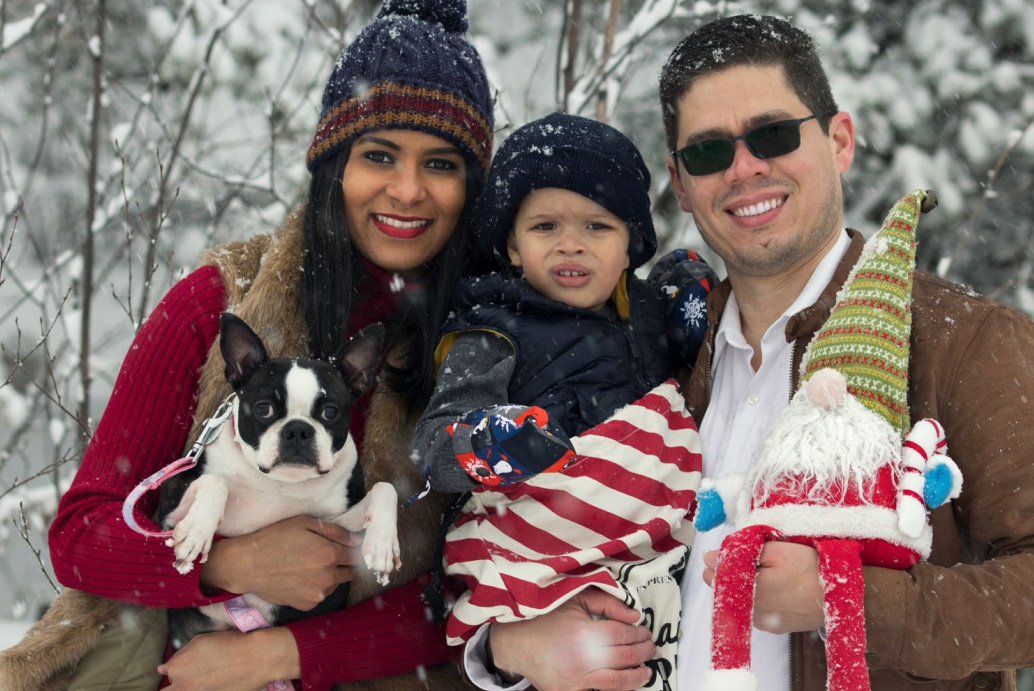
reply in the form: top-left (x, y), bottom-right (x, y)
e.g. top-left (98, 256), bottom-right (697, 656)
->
top-left (692, 189), bottom-right (963, 691)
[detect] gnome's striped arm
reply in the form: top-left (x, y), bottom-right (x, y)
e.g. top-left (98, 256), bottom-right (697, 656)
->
top-left (897, 418), bottom-right (963, 538)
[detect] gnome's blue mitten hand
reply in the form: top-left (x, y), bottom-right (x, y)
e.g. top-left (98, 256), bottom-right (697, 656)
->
top-left (448, 405), bottom-right (575, 487)
top-left (693, 487), bottom-right (727, 532)
top-left (649, 250), bottom-right (719, 367)
top-left (924, 460), bottom-right (960, 509)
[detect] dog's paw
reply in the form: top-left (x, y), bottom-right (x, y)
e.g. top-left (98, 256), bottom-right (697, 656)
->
top-left (170, 515), bottom-right (215, 574)
top-left (362, 522), bottom-right (400, 583)
top-left (166, 475), bottom-right (226, 573)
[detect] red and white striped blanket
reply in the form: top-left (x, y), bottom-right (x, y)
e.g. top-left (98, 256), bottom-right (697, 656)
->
top-left (444, 380), bottom-right (701, 688)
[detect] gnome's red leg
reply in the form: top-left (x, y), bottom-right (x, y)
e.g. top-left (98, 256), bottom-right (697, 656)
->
top-left (815, 539), bottom-right (869, 691)
top-left (710, 525), bottom-right (782, 675)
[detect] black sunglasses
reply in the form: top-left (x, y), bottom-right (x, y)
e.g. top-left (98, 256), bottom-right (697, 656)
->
top-left (672, 113), bottom-right (833, 176)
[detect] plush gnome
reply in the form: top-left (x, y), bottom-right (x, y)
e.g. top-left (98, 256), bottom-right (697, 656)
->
top-left (692, 189), bottom-right (963, 691)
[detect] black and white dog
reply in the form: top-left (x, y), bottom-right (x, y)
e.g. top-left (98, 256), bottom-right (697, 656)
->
top-left (158, 313), bottom-right (398, 647)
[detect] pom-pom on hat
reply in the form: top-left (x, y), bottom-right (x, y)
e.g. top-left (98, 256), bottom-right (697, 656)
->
top-left (475, 112), bottom-right (657, 270)
top-left (800, 188), bottom-right (938, 438)
top-left (306, 0), bottom-right (494, 178)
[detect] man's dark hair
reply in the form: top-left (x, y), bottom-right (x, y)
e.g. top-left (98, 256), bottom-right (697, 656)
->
top-left (659, 14), bottom-right (839, 152)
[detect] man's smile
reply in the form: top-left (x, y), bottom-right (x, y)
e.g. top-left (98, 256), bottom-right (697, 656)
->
top-left (729, 195), bottom-right (786, 218)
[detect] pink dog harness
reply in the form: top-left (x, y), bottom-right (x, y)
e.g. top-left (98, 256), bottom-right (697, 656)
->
top-left (222, 597), bottom-right (294, 690)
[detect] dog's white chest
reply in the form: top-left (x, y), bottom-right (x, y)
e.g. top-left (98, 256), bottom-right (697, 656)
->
top-left (219, 481), bottom-right (349, 535)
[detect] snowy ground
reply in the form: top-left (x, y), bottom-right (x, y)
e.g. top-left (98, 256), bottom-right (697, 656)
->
top-left (0, 619), bottom-right (31, 651)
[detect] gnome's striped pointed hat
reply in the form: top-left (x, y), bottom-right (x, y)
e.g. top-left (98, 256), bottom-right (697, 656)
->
top-left (800, 189), bottom-right (938, 438)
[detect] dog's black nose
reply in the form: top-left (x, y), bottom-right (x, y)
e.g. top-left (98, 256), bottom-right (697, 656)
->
top-left (280, 420), bottom-right (315, 443)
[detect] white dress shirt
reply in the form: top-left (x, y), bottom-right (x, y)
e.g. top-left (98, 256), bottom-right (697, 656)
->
top-left (465, 231), bottom-right (851, 691)
top-left (677, 230), bottom-right (850, 691)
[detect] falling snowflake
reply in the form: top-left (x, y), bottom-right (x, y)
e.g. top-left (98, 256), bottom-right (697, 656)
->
top-left (680, 294), bottom-right (706, 329)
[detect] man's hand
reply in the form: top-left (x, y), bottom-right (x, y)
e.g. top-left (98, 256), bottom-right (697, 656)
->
top-left (159, 627), bottom-right (299, 690)
top-left (489, 588), bottom-right (655, 691)
top-left (200, 515), bottom-right (362, 611)
top-left (703, 541), bottom-right (825, 634)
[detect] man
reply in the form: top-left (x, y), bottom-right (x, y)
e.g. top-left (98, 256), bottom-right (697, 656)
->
top-left (464, 14), bottom-right (1034, 691)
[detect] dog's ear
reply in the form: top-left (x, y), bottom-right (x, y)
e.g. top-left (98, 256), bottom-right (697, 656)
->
top-left (336, 323), bottom-right (385, 397)
top-left (219, 313), bottom-right (268, 388)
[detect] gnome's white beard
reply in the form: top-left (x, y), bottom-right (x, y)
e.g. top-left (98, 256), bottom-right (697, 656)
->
top-left (749, 389), bottom-right (902, 505)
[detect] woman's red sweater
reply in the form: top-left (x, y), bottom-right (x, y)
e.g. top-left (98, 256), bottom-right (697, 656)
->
top-left (47, 265), bottom-right (453, 691)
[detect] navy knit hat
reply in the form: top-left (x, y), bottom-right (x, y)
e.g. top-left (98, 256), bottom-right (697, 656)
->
top-left (306, 0), bottom-right (494, 178)
top-left (476, 112), bottom-right (657, 270)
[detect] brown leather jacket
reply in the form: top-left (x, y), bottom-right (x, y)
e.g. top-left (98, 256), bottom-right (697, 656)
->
top-left (681, 230), bottom-right (1034, 691)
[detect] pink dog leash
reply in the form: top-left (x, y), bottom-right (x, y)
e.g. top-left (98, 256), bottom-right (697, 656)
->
top-left (121, 395), bottom-right (235, 539)
top-left (121, 396), bottom-right (296, 690)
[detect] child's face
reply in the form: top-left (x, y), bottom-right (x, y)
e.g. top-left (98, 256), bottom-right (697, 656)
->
top-left (507, 188), bottom-right (630, 311)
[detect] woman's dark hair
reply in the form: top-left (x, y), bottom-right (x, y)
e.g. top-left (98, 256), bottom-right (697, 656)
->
top-left (659, 15), bottom-right (839, 152)
top-left (301, 146), bottom-right (480, 412)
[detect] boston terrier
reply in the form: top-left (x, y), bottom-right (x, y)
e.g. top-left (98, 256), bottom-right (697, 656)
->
top-left (158, 312), bottom-right (398, 647)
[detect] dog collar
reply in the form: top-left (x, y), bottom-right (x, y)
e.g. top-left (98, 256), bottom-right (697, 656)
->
top-left (121, 395), bottom-right (235, 540)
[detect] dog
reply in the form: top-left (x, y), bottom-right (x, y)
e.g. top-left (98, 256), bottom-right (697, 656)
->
top-left (157, 312), bottom-right (399, 647)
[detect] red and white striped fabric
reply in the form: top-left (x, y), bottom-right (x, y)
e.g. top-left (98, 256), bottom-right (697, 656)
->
top-left (444, 379), bottom-right (701, 646)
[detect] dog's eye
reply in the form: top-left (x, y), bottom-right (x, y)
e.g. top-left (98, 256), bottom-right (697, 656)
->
top-left (254, 402), bottom-right (274, 419)
top-left (320, 405), bottom-right (339, 422)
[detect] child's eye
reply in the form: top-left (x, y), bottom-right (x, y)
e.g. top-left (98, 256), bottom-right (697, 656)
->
top-left (363, 150), bottom-right (393, 164)
top-left (426, 158), bottom-right (457, 171)
top-left (532, 222), bottom-right (557, 231)
top-left (587, 222), bottom-right (613, 231)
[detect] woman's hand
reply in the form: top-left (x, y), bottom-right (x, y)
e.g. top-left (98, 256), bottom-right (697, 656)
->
top-left (200, 515), bottom-right (362, 611)
top-left (489, 588), bottom-right (655, 691)
top-left (159, 627), bottom-right (299, 690)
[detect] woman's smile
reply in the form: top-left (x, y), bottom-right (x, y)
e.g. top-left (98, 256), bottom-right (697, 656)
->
top-left (371, 213), bottom-right (434, 239)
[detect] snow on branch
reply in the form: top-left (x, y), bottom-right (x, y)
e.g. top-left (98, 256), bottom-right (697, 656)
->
top-left (938, 115), bottom-right (1034, 279)
top-left (565, 0), bottom-right (691, 118)
top-left (0, 2), bottom-right (49, 56)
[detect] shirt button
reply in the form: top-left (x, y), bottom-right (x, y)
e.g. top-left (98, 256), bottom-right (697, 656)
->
top-left (747, 393), bottom-right (759, 405)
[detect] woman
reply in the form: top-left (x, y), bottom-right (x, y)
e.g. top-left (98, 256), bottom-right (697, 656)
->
top-left (44, 0), bottom-right (493, 688)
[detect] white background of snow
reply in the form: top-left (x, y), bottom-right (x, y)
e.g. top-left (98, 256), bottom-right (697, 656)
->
top-left (0, 620), bottom-right (30, 650)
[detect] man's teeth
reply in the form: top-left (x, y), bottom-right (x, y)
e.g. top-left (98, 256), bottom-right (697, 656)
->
top-left (558, 270), bottom-right (586, 277)
top-left (374, 214), bottom-right (429, 229)
top-left (732, 197), bottom-right (784, 218)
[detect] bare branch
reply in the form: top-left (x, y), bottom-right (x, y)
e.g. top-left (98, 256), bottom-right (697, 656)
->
top-left (939, 115), bottom-right (1034, 278)
top-left (138, 0), bottom-right (255, 324)
top-left (0, 449), bottom-right (77, 502)
top-left (0, 204), bottom-right (17, 290)
top-left (560, 0), bottom-right (583, 113)
top-left (2, 3), bottom-right (66, 230)
top-left (1, 286), bottom-right (91, 444)
top-left (567, 0), bottom-right (684, 118)
top-left (595, 0), bottom-right (622, 123)
top-left (77, 0), bottom-right (106, 440)
top-left (13, 503), bottom-right (59, 594)
top-left (297, 0), bottom-right (350, 49)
